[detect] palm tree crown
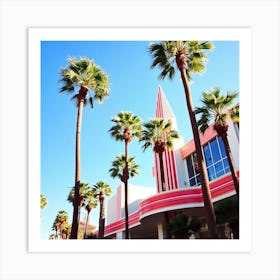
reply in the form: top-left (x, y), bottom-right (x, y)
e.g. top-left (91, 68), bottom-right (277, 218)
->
top-left (52, 210), bottom-right (69, 239)
top-left (92, 181), bottom-right (112, 197)
top-left (59, 56), bottom-right (110, 106)
top-left (109, 154), bottom-right (140, 182)
top-left (109, 111), bottom-right (142, 143)
top-left (67, 182), bottom-right (91, 207)
top-left (195, 87), bottom-right (239, 134)
top-left (140, 118), bottom-right (179, 153)
top-left (149, 41), bottom-right (213, 81)
top-left (40, 194), bottom-right (48, 209)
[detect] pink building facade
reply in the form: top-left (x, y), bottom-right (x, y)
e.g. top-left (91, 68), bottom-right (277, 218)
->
top-left (104, 86), bottom-right (239, 239)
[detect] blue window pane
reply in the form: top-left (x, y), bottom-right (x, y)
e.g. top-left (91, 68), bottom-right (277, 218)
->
top-left (190, 178), bottom-right (196, 187)
top-left (203, 144), bottom-right (213, 167)
top-left (210, 139), bottom-right (221, 162)
top-left (223, 157), bottom-right (229, 168)
top-left (215, 162), bottom-right (225, 177)
top-left (196, 175), bottom-right (201, 186)
top-left (207, 166), bottom-right (216, 181)
top-left (186, 157), bottom-right (194, 177)
top-left (223, 158), bottom-right (231, 174)
top-left (218, 137), bottom-right (227, 157)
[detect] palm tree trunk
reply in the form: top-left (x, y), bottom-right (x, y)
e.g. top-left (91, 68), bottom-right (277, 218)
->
top-left (221, 134), bottom-right (239, 196)
top-left (158, 152), bottom-right (171, 238)
top-left (179, 70), bottom-right (218, 238)
top-left (98, 192), bottom-right (105, 238)
top-left (124, 141), bottom-right (129, 239)
top-left (70, 87), bottom-right (86, 239)
top-left (84, 211), bottom-right (90, 239)
top-left (158, 152), bottom-right (166, 192)
top-left (59, 225), bottom-right (62, 239)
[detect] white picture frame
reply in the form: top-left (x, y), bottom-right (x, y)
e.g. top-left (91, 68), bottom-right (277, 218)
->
top-left (1, 1), bottom-right (279, 279)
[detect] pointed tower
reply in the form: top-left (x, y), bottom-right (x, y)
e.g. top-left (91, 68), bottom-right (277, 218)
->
top-left (154, 86), bottom-right (180, 193)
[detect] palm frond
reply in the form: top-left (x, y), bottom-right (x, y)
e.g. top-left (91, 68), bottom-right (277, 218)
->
top-left (109, 154), bottom-right (140, 180)
top-left (59, 56), bottom-right (110, 107)
top-left (109, 112), bottom-right (142, 141)
top-left (196, 88), bottom-right (239, 134)
top-left (140, 118), bottom-right (179, 152)
top-left (231, 105), bottom-right (239, 122)
top-left (149, 41), bottom-right (213, 83)
top-left (149, 42), bottom-right (176, 80)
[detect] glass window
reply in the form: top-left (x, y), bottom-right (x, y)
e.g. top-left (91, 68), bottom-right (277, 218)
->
top-left (190, 178), bottom-right (196, 187)
top-left (186, 154), bottom-right (200, 187)
top-left (223, 158), bottom-right (230, 173)
top-left (185, 136), bottom-right (233, 188)
top-left (218, 137), bottom-right (227, 158)
top-left (204, 143), bottom-right (213, 166)
top-left (207, 166), bottom-right (216, 181)
top-left (196, 174), bottom-right (200, 185)
top-left (186, 156), bottom-right (194, 177)
top-left (215, 162), bottom-right (225, 177)
top-left (210, 139), bottom-right (221, 163)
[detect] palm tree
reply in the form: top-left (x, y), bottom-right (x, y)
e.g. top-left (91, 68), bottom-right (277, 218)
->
top-left (109, 154), bottom-right (140, 182)
top-left (83, 190), bottom-right (98, 239)
top-left (195, 87), bottom-right (239, 196)
top-left (140, 118), bottom-right (179, 192)
top-left (40, 194), bottom-right (48, 209)
top-left (140, 118), bottom-right (179, 238)
top-left (67, 182), bottom-right (91, 236)
top-left (52, 210), bottom-right (69, 239)
top-left (59, 57), bottom-right (110, 239)
top-left (149, 41), bottom-right (218, 238)
top-left (92, 181), bottom-right (112, 238)
top-left (109, 112), bottom-right (142, 239)
top-left (61, 224), bottom-right (71, 239)
top-left (51, 220), bottom-right (60, 239)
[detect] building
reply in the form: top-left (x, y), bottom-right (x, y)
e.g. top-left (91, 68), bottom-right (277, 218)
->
top-left (104, 86), bottom-right (239, 239)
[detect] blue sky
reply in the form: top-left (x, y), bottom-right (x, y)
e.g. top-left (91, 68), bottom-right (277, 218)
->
top-left (40, 40), bottom-right (239, 239)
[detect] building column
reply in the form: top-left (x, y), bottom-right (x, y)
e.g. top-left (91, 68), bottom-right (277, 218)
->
top-left (157, 224), bottom-right (164, 239)
top-left (116, 231), bottom-right (123, 239)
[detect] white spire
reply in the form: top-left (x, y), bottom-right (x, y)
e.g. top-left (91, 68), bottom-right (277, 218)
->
top-left (156, 86), bottom-right (178, 130)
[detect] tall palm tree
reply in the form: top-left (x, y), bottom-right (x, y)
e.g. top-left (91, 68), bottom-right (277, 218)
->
top-left (92, 181), bottom-right (112, 238)
top-left (149, 41), bottom-right (218, 238)
top-left (195, 87), bottom-right (239, 196)
top-left (83, 190), bottom-right (98, 239)
top-left (67, 182), bottom-right (91, 236)
top-left (140, 118), bottom-right (179, 192)
top-left (109, 112), bottom-right (142, 239)
top-left (140, 118), bottom-right (179, 238)
top-left (59, 57), bottom-right (110, 239)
